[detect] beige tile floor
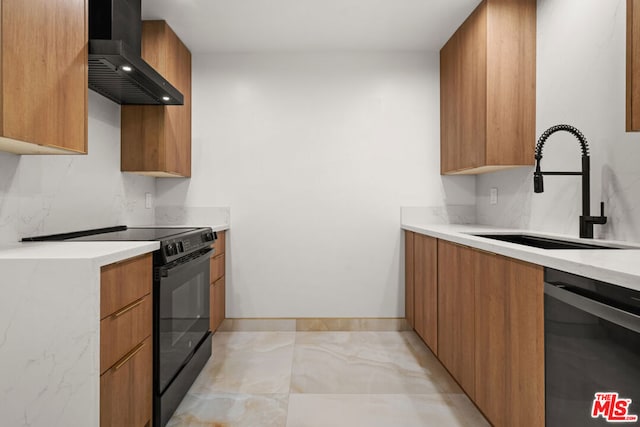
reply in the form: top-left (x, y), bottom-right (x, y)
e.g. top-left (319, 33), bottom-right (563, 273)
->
top-left (167, 331), bottom-right (490, 427)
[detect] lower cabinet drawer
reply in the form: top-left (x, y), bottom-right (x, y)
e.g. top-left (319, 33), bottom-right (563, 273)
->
top-left (212, 230), bottom-right (225, 255)
top-left (100, 337), bottom-right (152, 427)
top-left (210, 254), bottom-right (225, 283)
top-left (100, 295), bottom-right (152, 374)
top-left (101, 254), bottom-right (152, 318)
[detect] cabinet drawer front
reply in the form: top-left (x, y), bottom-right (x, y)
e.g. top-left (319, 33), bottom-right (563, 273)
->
top-left (100, 337), bottom-right (152, 427)
top-left (210, 254), bottom-right (225, 284)
top-left (100, 295), bottom-right (152, 374)
top-left (212, 231), bottom-right (225, 255)
top-left (101, 254), bottom-right (152, 318)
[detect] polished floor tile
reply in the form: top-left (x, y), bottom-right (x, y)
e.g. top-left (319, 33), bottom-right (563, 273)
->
top-left (290, 332), bottom-right (461, 394)
top-left (285, 393), bottom-right (490, 427)
top-left (167, 392), bottom-right (288, 427)
top-left (190, 332), bottom-right (295, 394)
top-left (168, 331), bottom-right (488, 427)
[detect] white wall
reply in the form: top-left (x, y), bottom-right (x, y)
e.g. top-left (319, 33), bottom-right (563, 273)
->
top-left (477, 0), bottom-right (640, 242)
top-left (0, 91), bottom-right (156, 243)
top-left (156, 52), bottom-right (475, 317)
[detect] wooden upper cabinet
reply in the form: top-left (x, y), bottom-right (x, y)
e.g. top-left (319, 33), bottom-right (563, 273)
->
top-left (121, 20), bottom-right (192, 177)
top-left (0, 0), bottom-right (88, 155)
top-left (440, 0), bottom-right (536, 175)
top-left (627, 0), bottom-right (640, 131)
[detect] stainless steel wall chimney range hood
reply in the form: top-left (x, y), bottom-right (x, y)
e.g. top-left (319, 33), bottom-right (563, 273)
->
top-left (88, 0), bottom-right (184, 105)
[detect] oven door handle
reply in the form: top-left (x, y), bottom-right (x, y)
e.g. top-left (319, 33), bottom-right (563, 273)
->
top-left (545, 282), bottom-right (640, 334)
top-left (159, 248), bottom-right (214, 278)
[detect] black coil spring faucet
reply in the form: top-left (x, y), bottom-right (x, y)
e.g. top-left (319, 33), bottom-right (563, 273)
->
top-left (534, 124), bottom-right (607, 239)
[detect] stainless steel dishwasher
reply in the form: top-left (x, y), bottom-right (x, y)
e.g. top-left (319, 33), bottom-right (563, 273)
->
top-left (545, 268), bottom-right (640, 426)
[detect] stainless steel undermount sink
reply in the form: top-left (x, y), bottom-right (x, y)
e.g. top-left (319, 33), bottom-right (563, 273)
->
top-left (470, 234), bottom-right (625, 250)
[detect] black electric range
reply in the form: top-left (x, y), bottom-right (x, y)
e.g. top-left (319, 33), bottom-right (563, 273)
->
top-left (23, 225), bottom-right (217, 427)
top-left (23, 225), bottom-right (216, 263)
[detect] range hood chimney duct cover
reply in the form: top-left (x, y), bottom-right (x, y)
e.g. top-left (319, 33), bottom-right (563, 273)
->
top-left (88, 0), bottom-right (184, 105)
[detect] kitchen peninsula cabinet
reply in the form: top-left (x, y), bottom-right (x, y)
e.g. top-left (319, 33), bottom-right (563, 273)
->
top-left (0, 0), bottom-right (87, 155)
top-left (210, 231), bottom-right (226, 332)
top-left (122, 20), bottom-right (192, 177)
top-left (440, 0), bottom-right (536, 174)
top-left (100, 253), bottom-right (153, 427)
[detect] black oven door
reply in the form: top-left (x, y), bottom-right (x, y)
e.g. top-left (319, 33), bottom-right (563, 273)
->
top-left (155, 247), bottom-right (212, 395)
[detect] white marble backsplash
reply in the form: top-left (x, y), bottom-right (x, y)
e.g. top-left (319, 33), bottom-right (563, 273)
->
top-left (477, 0), bottom-right (640, 244)
top-left (0, 91), bottom-right (155, 244)
top-left (155, 206), bottom-right (231, 228)
top-left (401, 205), bottom-right (476, 226)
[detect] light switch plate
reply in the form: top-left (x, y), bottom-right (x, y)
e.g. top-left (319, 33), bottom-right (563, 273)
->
top-left (490, 188), bottom-right (498, 205)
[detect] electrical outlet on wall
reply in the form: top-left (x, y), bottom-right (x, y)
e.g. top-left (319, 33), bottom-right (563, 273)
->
top-left (145, 192), bottom-right (153, 209)
top-left (490, 188), bottom-right (498, 205)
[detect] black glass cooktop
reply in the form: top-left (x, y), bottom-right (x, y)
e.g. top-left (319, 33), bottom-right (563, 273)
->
top-left (68, 227), bottom-right (198, 242)
top-left (22, 226), bottom-right (200, 242)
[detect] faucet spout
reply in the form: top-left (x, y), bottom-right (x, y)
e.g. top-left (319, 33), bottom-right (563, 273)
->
top-left (533, 124), bottom-right (607, 238)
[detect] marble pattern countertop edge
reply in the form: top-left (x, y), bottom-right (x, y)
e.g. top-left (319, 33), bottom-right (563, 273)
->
top-left (0, 223), bottom-right (229, 266)
top-left (402, 223), bottom-right (640, 293)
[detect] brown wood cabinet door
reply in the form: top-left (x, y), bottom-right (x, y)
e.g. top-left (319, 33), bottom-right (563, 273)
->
top-left (474, 250), bottom-right (508, 426)
top-left (459, 1), bottom-right (487, 171)
top-left (414, 234), bottom-right (438, 354)
top-left (440, 29), bottom-right (461, 174)
top-left (162, 23), bottom-right (192, 177)
top-left (440, 2), bottom-right (486, 174)
top-left (628, 0), bottom-right (640, 131)
top-left (0, 0), bottom-right (87, 155)
top-left (437, 241), bottom-right (474, 397)
top-left (405, 231), bottom-right (415, 329)
top-left (485, 0), bottom-right (536, 167)
top-left (506, 259), bottom-right (544, 427)
top-left (474, 251), bottom-right (544, 427)
top-left (100, 337), bottom-right (152, 427)
top-left (210, 277), bottom-right (225, 332)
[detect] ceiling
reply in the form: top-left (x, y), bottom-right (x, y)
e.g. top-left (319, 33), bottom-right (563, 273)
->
top-left (141, 0), bottom-right (481, 53)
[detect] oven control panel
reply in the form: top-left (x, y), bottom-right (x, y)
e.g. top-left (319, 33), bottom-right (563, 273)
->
top-left (160, 228), bottom-right (216, 264)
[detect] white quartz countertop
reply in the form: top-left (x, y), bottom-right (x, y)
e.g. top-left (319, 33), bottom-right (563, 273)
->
top-left (0, 223), bottom-right (229, 265)
top-left (0, 241), bottom-right (159, 265)
top-left (151, 224), bottom-right (230, 232)
top-left (402, 223), bottom-right (640, 292)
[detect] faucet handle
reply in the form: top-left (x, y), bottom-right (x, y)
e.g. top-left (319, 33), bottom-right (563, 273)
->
top-left (600, 201), bottom-right (605, 217)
